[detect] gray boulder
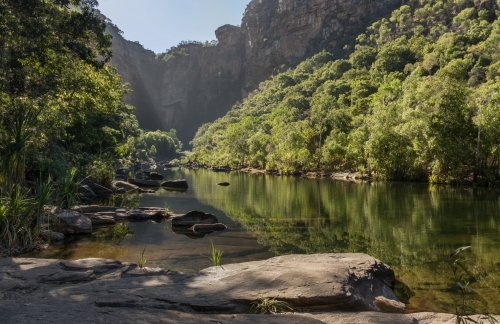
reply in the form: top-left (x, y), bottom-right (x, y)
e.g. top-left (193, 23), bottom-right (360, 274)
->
top-left (78, 185), bottom-right (97, 199)
top-left (88, 214), bottom-right (116, 226)
top-left (56, 210), bottom-right (92, 234)
top-left (189, 253), bottom-right (405, 313)
top-left (112, 181), bottom-right (139, 193)
top-left (81, 179), bottom-right (113, 196)
top-left (171, 210), bottom-right (218, 227)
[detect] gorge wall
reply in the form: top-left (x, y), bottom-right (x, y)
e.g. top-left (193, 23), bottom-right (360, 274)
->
top-left (108, 0), bottom-right (403, 146)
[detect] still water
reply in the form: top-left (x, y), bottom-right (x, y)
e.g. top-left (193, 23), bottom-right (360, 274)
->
top-left (35, 168), bottom-right (500, 314)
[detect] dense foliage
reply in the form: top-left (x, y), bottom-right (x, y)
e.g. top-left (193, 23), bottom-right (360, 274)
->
top-left (192, 0), bottom-right (500, 184)
top-left (0, 0), bottom-right (142, 184)
top-left (127, 129), bottom-right (182, 160)
top-left (0, 0), bottom-right (181, 253)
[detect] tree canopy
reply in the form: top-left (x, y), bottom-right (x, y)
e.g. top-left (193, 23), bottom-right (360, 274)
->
top-left (0, 0), bottom-right (181, 185)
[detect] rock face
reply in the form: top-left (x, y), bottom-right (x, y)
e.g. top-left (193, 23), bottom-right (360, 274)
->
top-left (105, 0), bottom-right (403, 145)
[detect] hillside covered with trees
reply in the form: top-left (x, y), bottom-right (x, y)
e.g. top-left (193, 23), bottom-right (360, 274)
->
top-left (191, 0), bottom-right (500, 184)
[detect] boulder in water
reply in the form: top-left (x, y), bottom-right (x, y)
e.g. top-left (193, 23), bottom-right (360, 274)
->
top-left (171, 211), bottom-right (218, 227)
top-left (161, 179), bottom-right (188, 189)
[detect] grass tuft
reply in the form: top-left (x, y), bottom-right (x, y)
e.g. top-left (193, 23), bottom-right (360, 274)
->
top-left (138, 246), bottom-right (147, 268)
top-left (210, 239), bottom-right (223, 266)
top-left (249, 294), bottom-right (294, 314)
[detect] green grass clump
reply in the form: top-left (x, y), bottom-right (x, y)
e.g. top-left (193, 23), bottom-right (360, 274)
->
top-left (210, 239), bottom-right (223, 266)
top-left (249, 294), bottom-right (293, 314)
top-left (138, 246), bottom-right (147, 268)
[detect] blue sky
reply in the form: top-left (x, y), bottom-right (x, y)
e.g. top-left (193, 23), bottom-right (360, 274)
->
top-left (97, 0), bottom-right (249, 54)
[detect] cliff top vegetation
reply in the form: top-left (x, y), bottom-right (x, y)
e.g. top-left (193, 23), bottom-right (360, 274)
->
top-left (191, 0), bottom-right (500, 185)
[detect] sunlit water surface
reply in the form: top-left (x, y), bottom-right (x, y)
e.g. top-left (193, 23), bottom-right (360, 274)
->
top-left (33, 168), bottom-right (500, 314)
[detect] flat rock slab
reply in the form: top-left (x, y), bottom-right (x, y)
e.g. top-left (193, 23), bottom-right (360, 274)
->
top-left (188, 253), bottom-right (404, 312)
top-left (89, 215), bottom-right (116, 225)
top-left (1, 256), bottom-right (497, 324)
top-left (0, 254), bottom-right (403, 314)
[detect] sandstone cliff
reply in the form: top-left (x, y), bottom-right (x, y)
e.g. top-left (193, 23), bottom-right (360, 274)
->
top-left (108, 0), bottom-right (403, 145)
top-left (106, 23), bottom-right (165, 131)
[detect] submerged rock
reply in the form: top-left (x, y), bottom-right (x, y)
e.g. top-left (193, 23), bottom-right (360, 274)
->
top-left (171, 210), bottom-right (218, 227)
top-left (191, 223), bottom-right (227, 232)
top-left (128, 208), bottom-right (169, 220)
top-left (217, 182), bottom-right (230, 186)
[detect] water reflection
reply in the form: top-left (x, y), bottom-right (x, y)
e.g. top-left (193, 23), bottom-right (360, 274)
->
top-left (34, 168), bottom-right (500, 314)
top-left (186, 169), bottom-right (500, 314)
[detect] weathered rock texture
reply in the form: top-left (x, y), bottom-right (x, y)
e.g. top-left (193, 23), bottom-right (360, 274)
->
top-left (1, 255), bottom-right (494, 324)
top-left (105, 0), bottom-right (403, 145)
top-left (0, 254), bottom-right (403, 313)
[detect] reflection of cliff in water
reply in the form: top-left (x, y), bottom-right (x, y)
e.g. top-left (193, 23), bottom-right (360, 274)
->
top-left (189, 170), bottom-right (500, 268)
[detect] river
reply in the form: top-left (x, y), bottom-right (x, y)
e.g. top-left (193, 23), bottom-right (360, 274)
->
top-left (34, 168), bottom-right (500, 314)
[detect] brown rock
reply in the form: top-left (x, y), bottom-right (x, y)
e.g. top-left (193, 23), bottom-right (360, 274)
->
top-left (161, 179), bottom-right (188, 189)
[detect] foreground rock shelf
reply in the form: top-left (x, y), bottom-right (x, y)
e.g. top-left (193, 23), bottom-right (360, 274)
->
top-left (1, 254), bottom-right (498, 324)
